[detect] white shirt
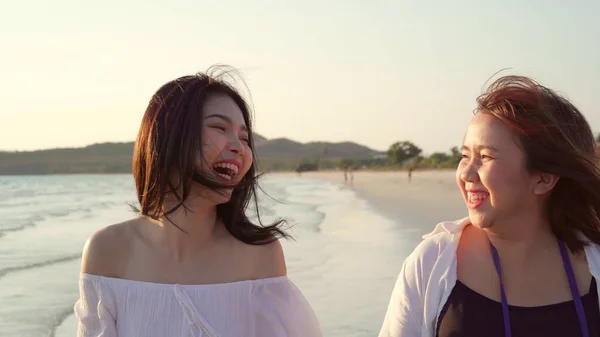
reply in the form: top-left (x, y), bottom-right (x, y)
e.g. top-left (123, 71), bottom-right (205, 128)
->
top-left (378, 217), bottom-right (600, 337)
top-left (74, 273), bottom-right (322, 337)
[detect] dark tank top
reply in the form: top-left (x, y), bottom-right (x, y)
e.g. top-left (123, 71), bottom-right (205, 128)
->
top-left (436, 278), bottom-right (599, 337)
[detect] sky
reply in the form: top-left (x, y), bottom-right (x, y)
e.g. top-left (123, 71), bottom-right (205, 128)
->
top-left (1, 0), bottom-right (599, 154)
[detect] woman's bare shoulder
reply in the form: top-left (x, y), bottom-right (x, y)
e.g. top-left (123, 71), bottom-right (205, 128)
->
top-left (80, 217), bottom-right (146, 278)
top-left (236, 238), bottom-right (287, 279)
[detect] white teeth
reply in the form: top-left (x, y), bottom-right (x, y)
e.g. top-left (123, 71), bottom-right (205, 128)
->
top-left (468, 194), bottom-right (489, 201)
top-left (213, 162), bottom-right (239, 175)
top-left (217, 172), bottom-right (233, 180)
top-left (213, 162), bottom-right (239, 181)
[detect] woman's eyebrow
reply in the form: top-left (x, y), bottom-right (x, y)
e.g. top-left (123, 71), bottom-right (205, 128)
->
top-left (461, 144), bottom-right (500, 152)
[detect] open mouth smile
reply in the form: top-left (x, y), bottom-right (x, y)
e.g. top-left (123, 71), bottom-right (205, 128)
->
top-left (212, 160), bottom-right (240, 182)
top-left (466, 190), bottom-right (489, 209)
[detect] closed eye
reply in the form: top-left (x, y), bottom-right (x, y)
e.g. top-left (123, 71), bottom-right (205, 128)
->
top-left (211, 125), bottom-right (226, 131)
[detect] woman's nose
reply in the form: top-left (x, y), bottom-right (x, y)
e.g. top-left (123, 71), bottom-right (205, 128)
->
top-left (460, 161), bottom-right (479, 183)
top-left (228, 136), bottom-right (243, 154)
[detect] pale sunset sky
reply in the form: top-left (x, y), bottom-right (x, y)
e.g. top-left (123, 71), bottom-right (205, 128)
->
top-left (1, 0), bottom-right (599, 153)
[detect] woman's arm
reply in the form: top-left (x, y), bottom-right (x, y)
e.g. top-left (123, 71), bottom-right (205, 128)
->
top-left (74, 227), bottom-right (123, 337)
top-left (378, 258), bottom-right (424, 337)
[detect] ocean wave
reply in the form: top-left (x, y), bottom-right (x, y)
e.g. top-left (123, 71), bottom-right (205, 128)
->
top-left (251, 177), bottom-right (328, 233)
top-left (269, 198), bottom-right (327, 233)
top-left (47, 306), bottom-right (75, 337)
top-left (0, 201), bottom-right (123, 239)
top-left (0, 214), bottom-right (43, 238)
top-left (0, 253), bottom-right (81, 280)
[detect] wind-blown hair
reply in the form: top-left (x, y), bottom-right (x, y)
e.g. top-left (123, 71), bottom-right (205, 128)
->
top-left (476, 75), bottom-right (600, 253)
top-left (132, 65), bottom-right (288, 245)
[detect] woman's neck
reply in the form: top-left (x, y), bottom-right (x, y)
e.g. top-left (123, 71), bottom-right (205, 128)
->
top-left (151, 198), bottom-right (221, 261)
top-left (484, 214), bottom-right (556, 270)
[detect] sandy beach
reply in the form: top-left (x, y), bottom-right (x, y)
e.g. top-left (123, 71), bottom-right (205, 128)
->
top-left (279, 169), bottom-right (468, 231)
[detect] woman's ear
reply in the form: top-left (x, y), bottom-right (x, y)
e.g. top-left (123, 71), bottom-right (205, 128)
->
top-left (532, 172), bottom-right (559, 196)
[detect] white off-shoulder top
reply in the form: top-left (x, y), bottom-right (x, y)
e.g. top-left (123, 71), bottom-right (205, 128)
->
top-left (74, 273), bottom-right (322, 337)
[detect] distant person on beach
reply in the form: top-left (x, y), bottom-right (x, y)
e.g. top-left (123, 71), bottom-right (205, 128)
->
top-left (407, 167), bottom-right (413, 183)
top-left (74, 67), bottom-right (322, 337)
top-left (378, 75), bottom-right (600, 337)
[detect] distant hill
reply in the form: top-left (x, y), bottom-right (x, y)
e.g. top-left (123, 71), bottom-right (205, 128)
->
top-left (0, 134), bottom-right (383, 175)
top-left (0, 142), bottom-right (135, 175)
top-left (254, 138), bottom-right (379, 159)
top-left (253, 133), bottom-right (268, 145)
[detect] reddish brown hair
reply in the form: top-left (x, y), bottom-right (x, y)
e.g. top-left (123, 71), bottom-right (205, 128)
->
top-left (476, 75), bottom-right (600, 253)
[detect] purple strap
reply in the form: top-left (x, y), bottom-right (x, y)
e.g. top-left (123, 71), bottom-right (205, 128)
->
top-left (489, 240), bottom-right (589, 337)
top-left (490, 242), bottom-right (512, 337)
top-left (558, 240), bottom-right (590, 337)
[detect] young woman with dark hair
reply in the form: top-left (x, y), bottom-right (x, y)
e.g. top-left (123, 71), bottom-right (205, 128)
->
top-left (379, 75), bottom-right (600, 337)
top-left (74, 66), bottom-right (322, 337)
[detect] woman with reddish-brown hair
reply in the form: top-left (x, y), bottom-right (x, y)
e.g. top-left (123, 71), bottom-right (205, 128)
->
top-left (378, 75), bottom-right (600, 337)
top-left (73, 66), bottom-right (322, 337)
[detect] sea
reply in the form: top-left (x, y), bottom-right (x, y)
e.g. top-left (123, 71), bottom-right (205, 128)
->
top-left (0, 174), bottom-right (427, 337)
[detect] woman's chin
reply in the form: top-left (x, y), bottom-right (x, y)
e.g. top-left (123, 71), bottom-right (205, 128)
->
top-left (468, 212), bottom-right (493, 229)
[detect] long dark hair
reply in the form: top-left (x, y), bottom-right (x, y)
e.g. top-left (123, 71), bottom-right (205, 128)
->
top-left (476, 75), bottom-right (600, 253)
top-left (132, 65), bottom-right (289, 245)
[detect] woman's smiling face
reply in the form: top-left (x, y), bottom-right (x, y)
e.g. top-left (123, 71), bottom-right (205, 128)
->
top-left (195, 93), bottom-right (253, 203)
top-left (456, 112), bottom-right (537, 229)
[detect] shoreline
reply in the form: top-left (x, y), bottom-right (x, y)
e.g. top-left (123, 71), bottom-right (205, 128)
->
top-left (269, 170), bottom-right (468, 234)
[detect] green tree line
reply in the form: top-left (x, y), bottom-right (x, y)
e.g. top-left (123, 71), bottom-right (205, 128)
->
top-left (294, 132), bottom-right (600, 172)
top-left (293, 140), bottom-right (461, 172)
